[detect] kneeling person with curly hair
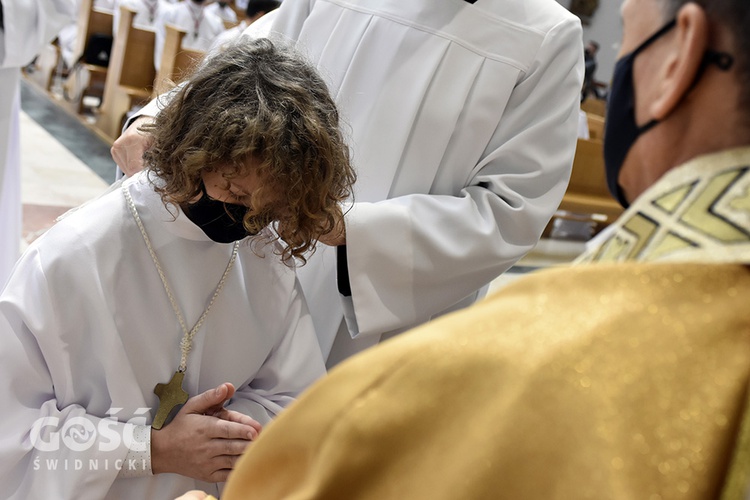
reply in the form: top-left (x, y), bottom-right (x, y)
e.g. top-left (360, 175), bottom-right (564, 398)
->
top-left (0, 38), bottom-right (355, 500)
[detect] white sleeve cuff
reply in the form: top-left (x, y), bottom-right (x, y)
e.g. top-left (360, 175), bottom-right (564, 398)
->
top-left (117, 424), bottom-right (152, 478)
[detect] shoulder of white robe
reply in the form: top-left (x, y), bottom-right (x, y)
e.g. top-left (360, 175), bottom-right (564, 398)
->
top-left (240, 8), bottom-right (279, 40)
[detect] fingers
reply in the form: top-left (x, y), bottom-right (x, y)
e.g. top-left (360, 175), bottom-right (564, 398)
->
top-left (210, 415), bottom-right (260, 441)
top-left (206, 457), bottom-right (247, 483)
top-left (216, 409), bottom-right (263, 434)
top-left (317, 208), bottom-right (346, 246)
top-left (110, 115), bottom-right (155, 176)
top-left (208, 469), bottom-right (232, 483)
top-left (182, 383), bottom-right (235, 415)
top-left (215, 438), bottom-right (252, 458)
top-left (222, 382), bottom-right (236, 401)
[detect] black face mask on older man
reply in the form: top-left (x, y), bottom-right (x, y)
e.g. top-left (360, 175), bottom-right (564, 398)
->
top-left (603, 18), bottom-right (733, 208)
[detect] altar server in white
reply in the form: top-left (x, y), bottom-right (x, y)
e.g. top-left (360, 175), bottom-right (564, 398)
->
top-left (205, 1), bottom-right (238, 24)
top-left (209, 0), bottom-right (280, 52)
top-left (115, 0), bottom-right (585, 367)
top-left (154, 0), bottom-right (224, 70)
top-left (0, 0), bottom-right (77, 289)
top-left (113, 0), bottom-right (177, 38)
top-left (0, 39), bottom-right (354, 499)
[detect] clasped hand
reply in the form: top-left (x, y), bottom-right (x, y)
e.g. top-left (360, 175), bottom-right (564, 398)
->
top-left (151, 382), bottom-right (262, 483)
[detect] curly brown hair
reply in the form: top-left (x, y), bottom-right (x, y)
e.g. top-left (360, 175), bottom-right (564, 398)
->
top-left (142, 38), bottom-right (355, 264)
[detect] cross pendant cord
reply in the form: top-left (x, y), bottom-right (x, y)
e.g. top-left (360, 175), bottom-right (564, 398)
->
top-left (122, 185), bottom-right (239, 372)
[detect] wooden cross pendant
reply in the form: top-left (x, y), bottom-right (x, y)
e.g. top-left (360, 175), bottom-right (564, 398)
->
top-left (152, 370), bottom-right (189, 430)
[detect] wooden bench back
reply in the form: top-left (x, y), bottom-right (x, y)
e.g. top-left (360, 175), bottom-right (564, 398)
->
top-left (557, 138), bottom-right (623, 226)
top-left (586, 113), bottom-right (605, 141)
top-left (153, 24), bottom-right (205, 96)
top-left (119, 21), bottom-right (156, 89)
top-left (97, 6), bottom-right (157, 141)
top-left (74, 0), bottom-right (114, 64)
top-left (580, 97), bottom-right (607, 117)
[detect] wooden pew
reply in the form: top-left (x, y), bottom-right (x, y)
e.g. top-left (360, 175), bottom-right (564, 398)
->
top-left (581, 97), bottom-right (607, 117)
top-left (586, 113), bottom-right (605, 141)
top-left (153, 24), bottom-right (205, 96)
top-left (23, 41), bottom-right (62, 92)
top-left (69, 0), bottom-right (114, 113)
top-left (74, 0), bottom-right (113, 62)
top-left (96, 6), bottom-right (156, 141)
top-left (546, 138), bottom-right (623, 240)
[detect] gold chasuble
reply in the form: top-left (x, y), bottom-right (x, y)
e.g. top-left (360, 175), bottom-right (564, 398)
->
top-left (218, 149), bottom-right (750, 499)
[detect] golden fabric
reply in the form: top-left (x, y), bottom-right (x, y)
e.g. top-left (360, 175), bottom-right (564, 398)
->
top-left (222, 264), bottom-right (750, 500)
top-left (217, 149), bottom-right (750, 499)
top-left (577, 147), bottom-right (750, 265)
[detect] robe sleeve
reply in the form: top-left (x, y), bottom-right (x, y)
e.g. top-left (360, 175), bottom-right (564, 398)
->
top-left (341, 17), bottom-right (584, 337)
top-left (0, 0), bottom-right (77, 68)
top-left (225, 279), bottom-right (325, 425)
top-left (0, 250), bottom-right (138, 499)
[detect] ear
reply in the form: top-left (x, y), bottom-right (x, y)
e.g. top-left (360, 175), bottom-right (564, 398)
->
top-left (649, 4), bottom-right (709, 120)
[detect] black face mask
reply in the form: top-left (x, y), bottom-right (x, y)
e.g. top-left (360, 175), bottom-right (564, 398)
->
top-left (604, 19), bottom-right (676, 207)
top-left (182, 183), bottom-right (250, 243)
top-left (603, 18), bottom-right (733, 207)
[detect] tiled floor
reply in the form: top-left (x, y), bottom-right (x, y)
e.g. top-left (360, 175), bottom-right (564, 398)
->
top-left (18, 77), bottom-right (585, 288)
top-left (19, 81), bottom-right (112, 252)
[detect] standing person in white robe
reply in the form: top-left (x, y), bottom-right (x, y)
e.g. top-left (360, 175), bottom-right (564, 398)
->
top-left (154, 0), bottom-right (224, 71)
top-left (204, 1), bottom-right (238, 24)
top-left (113, 0), bottom-right (177, 38)
top-left (0, 0), bottom-right (77, 289)
top-left (209, 0), bottom-right (279, 52)
top-left (114, 0), bottom-right (585, 367)
top-left (0, 39), bottom-right (354, 499)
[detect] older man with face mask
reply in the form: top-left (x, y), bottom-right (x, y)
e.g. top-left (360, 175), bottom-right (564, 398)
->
top-left (176, 0), bottom-right (750, 498)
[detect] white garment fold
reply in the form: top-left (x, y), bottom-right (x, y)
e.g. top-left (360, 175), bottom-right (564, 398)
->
top-left (0, 173), bottom-right (325, 499)
top-left (263, 0), bottom-right (584, 360)
top-left (136, 0), bottom-right (584, 365)
top-left (0, 0), bottom-right (78, 288)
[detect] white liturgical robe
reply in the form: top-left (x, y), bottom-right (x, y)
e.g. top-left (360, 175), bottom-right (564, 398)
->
top-left (0, 0), bottom-right (77, 289)
top-left (113, 0), bottom-right (175, 38)
top-left (254, 0), bottom-right (584, 363)
top-left (0, 173), bottom-right (325, 499)
top-left (137, 0), bottom-right (584, 366)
